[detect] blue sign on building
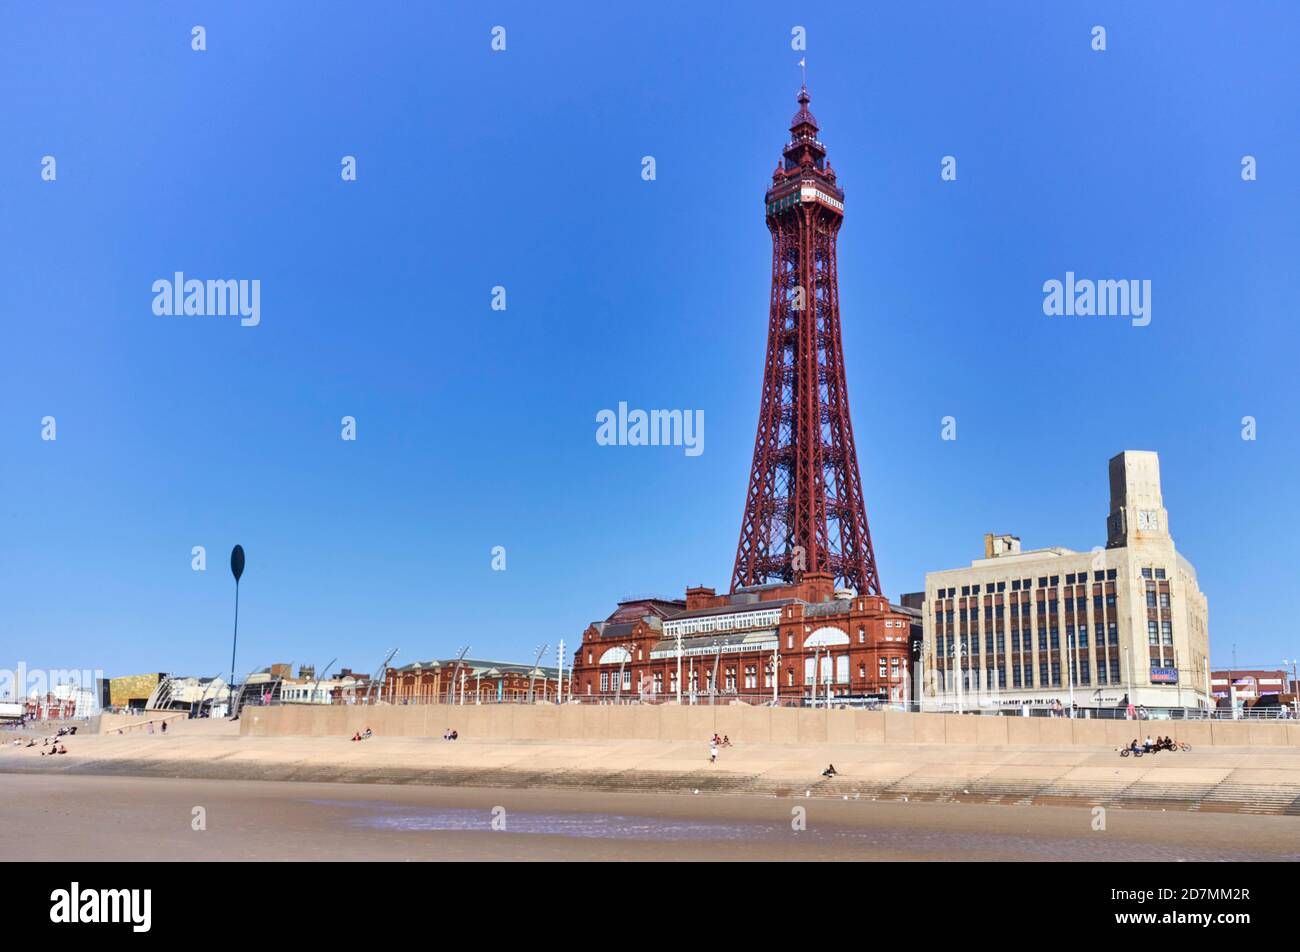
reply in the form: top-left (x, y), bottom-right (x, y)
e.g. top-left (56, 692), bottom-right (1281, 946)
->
top-left (1150, 667), bottom-right (1179, 684)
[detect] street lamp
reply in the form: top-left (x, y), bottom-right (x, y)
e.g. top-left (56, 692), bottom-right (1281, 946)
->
top-left (1284, 659), bottom-right (1299, 718)
top-left (528, 644), bottom-right (547, 703)
top-left (228, 545), bottom-right (245, 718)
top-left (949, 639), bottom-right (967, 714)
top-left (614, 642), bottom-right (633, 704)
top-left (675, 628), bottom-right (683, 704)
top-left (556, 640), bottom-right (566, 704)
top-left (810, 646), bottom-right (821, 706)
top-left (709, 641), bottom-right (722, 707)
top-left (1066, 628), bottom-right (1076, 717)
top-left (768, 647), bottom-right (781, 706)
top-left (446, 646), bottom-right (470, 705)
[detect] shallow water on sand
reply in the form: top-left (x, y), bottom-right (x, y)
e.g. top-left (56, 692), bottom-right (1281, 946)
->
top-left (309, 799), bottom-right (1299, 862)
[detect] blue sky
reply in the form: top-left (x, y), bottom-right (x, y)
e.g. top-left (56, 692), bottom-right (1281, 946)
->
top-left (2, 2), bottom-right (1297, 683)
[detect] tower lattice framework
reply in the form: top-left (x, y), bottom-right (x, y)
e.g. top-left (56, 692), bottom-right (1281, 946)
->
top-left (731, 86), bottom-right (881, 596)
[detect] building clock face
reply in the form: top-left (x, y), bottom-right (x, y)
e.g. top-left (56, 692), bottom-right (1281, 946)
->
top-left (1137, 509), bottom-right (1157, 530)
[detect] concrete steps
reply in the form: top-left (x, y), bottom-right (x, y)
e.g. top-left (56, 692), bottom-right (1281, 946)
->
top-left (5, 734), bottom-right (1299, 815)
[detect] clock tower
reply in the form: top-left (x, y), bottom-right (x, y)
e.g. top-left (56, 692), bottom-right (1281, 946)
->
top-left (1105, 450), bottom-right (1170, 548)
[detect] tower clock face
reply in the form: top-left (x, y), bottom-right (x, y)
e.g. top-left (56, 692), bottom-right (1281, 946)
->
top-left (1137, 510), bottom-right (1157, 530)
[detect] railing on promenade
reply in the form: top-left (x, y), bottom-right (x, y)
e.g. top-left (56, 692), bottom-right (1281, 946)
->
top-left (273, 691), bottom-right (884, 709)
top-left (262, 692), bottom-right (1299, 721)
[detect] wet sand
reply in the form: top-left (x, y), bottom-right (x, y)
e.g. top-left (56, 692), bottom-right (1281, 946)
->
top-left (2, 773), bottom-right (1296, 862)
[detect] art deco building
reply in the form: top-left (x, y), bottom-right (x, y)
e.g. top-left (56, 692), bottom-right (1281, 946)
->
top-left (922, 451), bottom-right (1211, 713)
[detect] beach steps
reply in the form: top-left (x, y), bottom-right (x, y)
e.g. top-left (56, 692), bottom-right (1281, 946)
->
top-left (4, 734), bottom-right (1298, 816)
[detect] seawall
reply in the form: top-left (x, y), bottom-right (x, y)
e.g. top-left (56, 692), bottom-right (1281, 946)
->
top-left (4, 730), bottom-right (1299, 816)
top-left (240, 702), bottom-right (1300, 749)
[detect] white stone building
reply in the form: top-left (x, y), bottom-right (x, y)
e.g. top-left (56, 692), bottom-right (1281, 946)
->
top-left (922, 451), bottom-right (1211, 714)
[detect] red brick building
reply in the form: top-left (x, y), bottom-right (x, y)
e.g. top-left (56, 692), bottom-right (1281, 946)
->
top-left (384, 659), bottom-right (563, 704)
top-left (1209, 669), bottom-right (1296, 707)
top-left (572, 572), bottom-right (918, 705)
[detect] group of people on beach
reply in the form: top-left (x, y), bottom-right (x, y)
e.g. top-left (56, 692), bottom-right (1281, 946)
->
top-left (707, 734), bottom-right (733, 763)
top-left (442, 729), bottom-right (459, 741)
top-left (1126, 735), bottom-right (1178, 754)
top-left (9, 735), bottom-right (71, 755)
top-left (350, 727), bottom-right (374, 742)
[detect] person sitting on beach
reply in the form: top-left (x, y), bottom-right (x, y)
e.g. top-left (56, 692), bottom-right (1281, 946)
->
top-left (363, 727), bottom-right (373, 739)
top-left (56, 745), bottom-right (68, 754)
top-left (721, 735), bottom-right (732, 747)
top-left (26, 739), bottom-right (36, 747)
top-left (822, 764), bottom-right (838, 778)
top-left (443, 729), bottom-right (451, 740)
top-left (351, 732), bottom-right (362, 742)
top-left (161, 721), bottom-right (167, 734)
top-left (450, 730), bottom-right (458, 740)
top-left (711, 733), bottom-right (721, 746)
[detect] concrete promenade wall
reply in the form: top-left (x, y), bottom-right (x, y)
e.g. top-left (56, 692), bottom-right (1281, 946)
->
top-left (241, 703), bottom-right (1300, 748)
top-left (93, 711), bottom-right (189, 734)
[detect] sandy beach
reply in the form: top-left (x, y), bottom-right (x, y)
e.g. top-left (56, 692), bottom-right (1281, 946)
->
top-left (3, 772), bottom-right (1297, 862)
top-left (1, 719), bottom-right (1298, 860)
top-left (5, 720), bottom-right (1300, 817)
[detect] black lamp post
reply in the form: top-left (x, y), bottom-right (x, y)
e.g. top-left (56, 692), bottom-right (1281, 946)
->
top-left (229, 545), bottom-right (245, 717)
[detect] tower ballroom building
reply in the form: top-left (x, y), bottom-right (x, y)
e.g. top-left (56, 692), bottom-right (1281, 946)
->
top-left (571, 84), bottom-right (918, 705)
top-left (921, 451), bottom-right (1212, 715)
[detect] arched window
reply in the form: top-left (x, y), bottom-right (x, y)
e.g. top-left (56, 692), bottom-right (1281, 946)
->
top-left (599, 646), bottom-right (632, 665)
top-left (805, 626), bottom-right (850, 648)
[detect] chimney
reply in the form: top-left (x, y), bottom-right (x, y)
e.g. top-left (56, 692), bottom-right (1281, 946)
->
top-left (685, 586), bottom-right (718, 611)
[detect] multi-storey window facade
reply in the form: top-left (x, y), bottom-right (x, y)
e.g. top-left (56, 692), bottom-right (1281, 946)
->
top-left (921, 452), bottom-right (1211, 713)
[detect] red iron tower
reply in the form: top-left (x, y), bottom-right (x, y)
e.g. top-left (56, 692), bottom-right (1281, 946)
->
top-left (731, 85), bottom-right (882, 597)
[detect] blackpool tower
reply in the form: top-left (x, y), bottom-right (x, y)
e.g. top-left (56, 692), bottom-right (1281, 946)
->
top-left (731, 85), bottom-right (882, 597)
